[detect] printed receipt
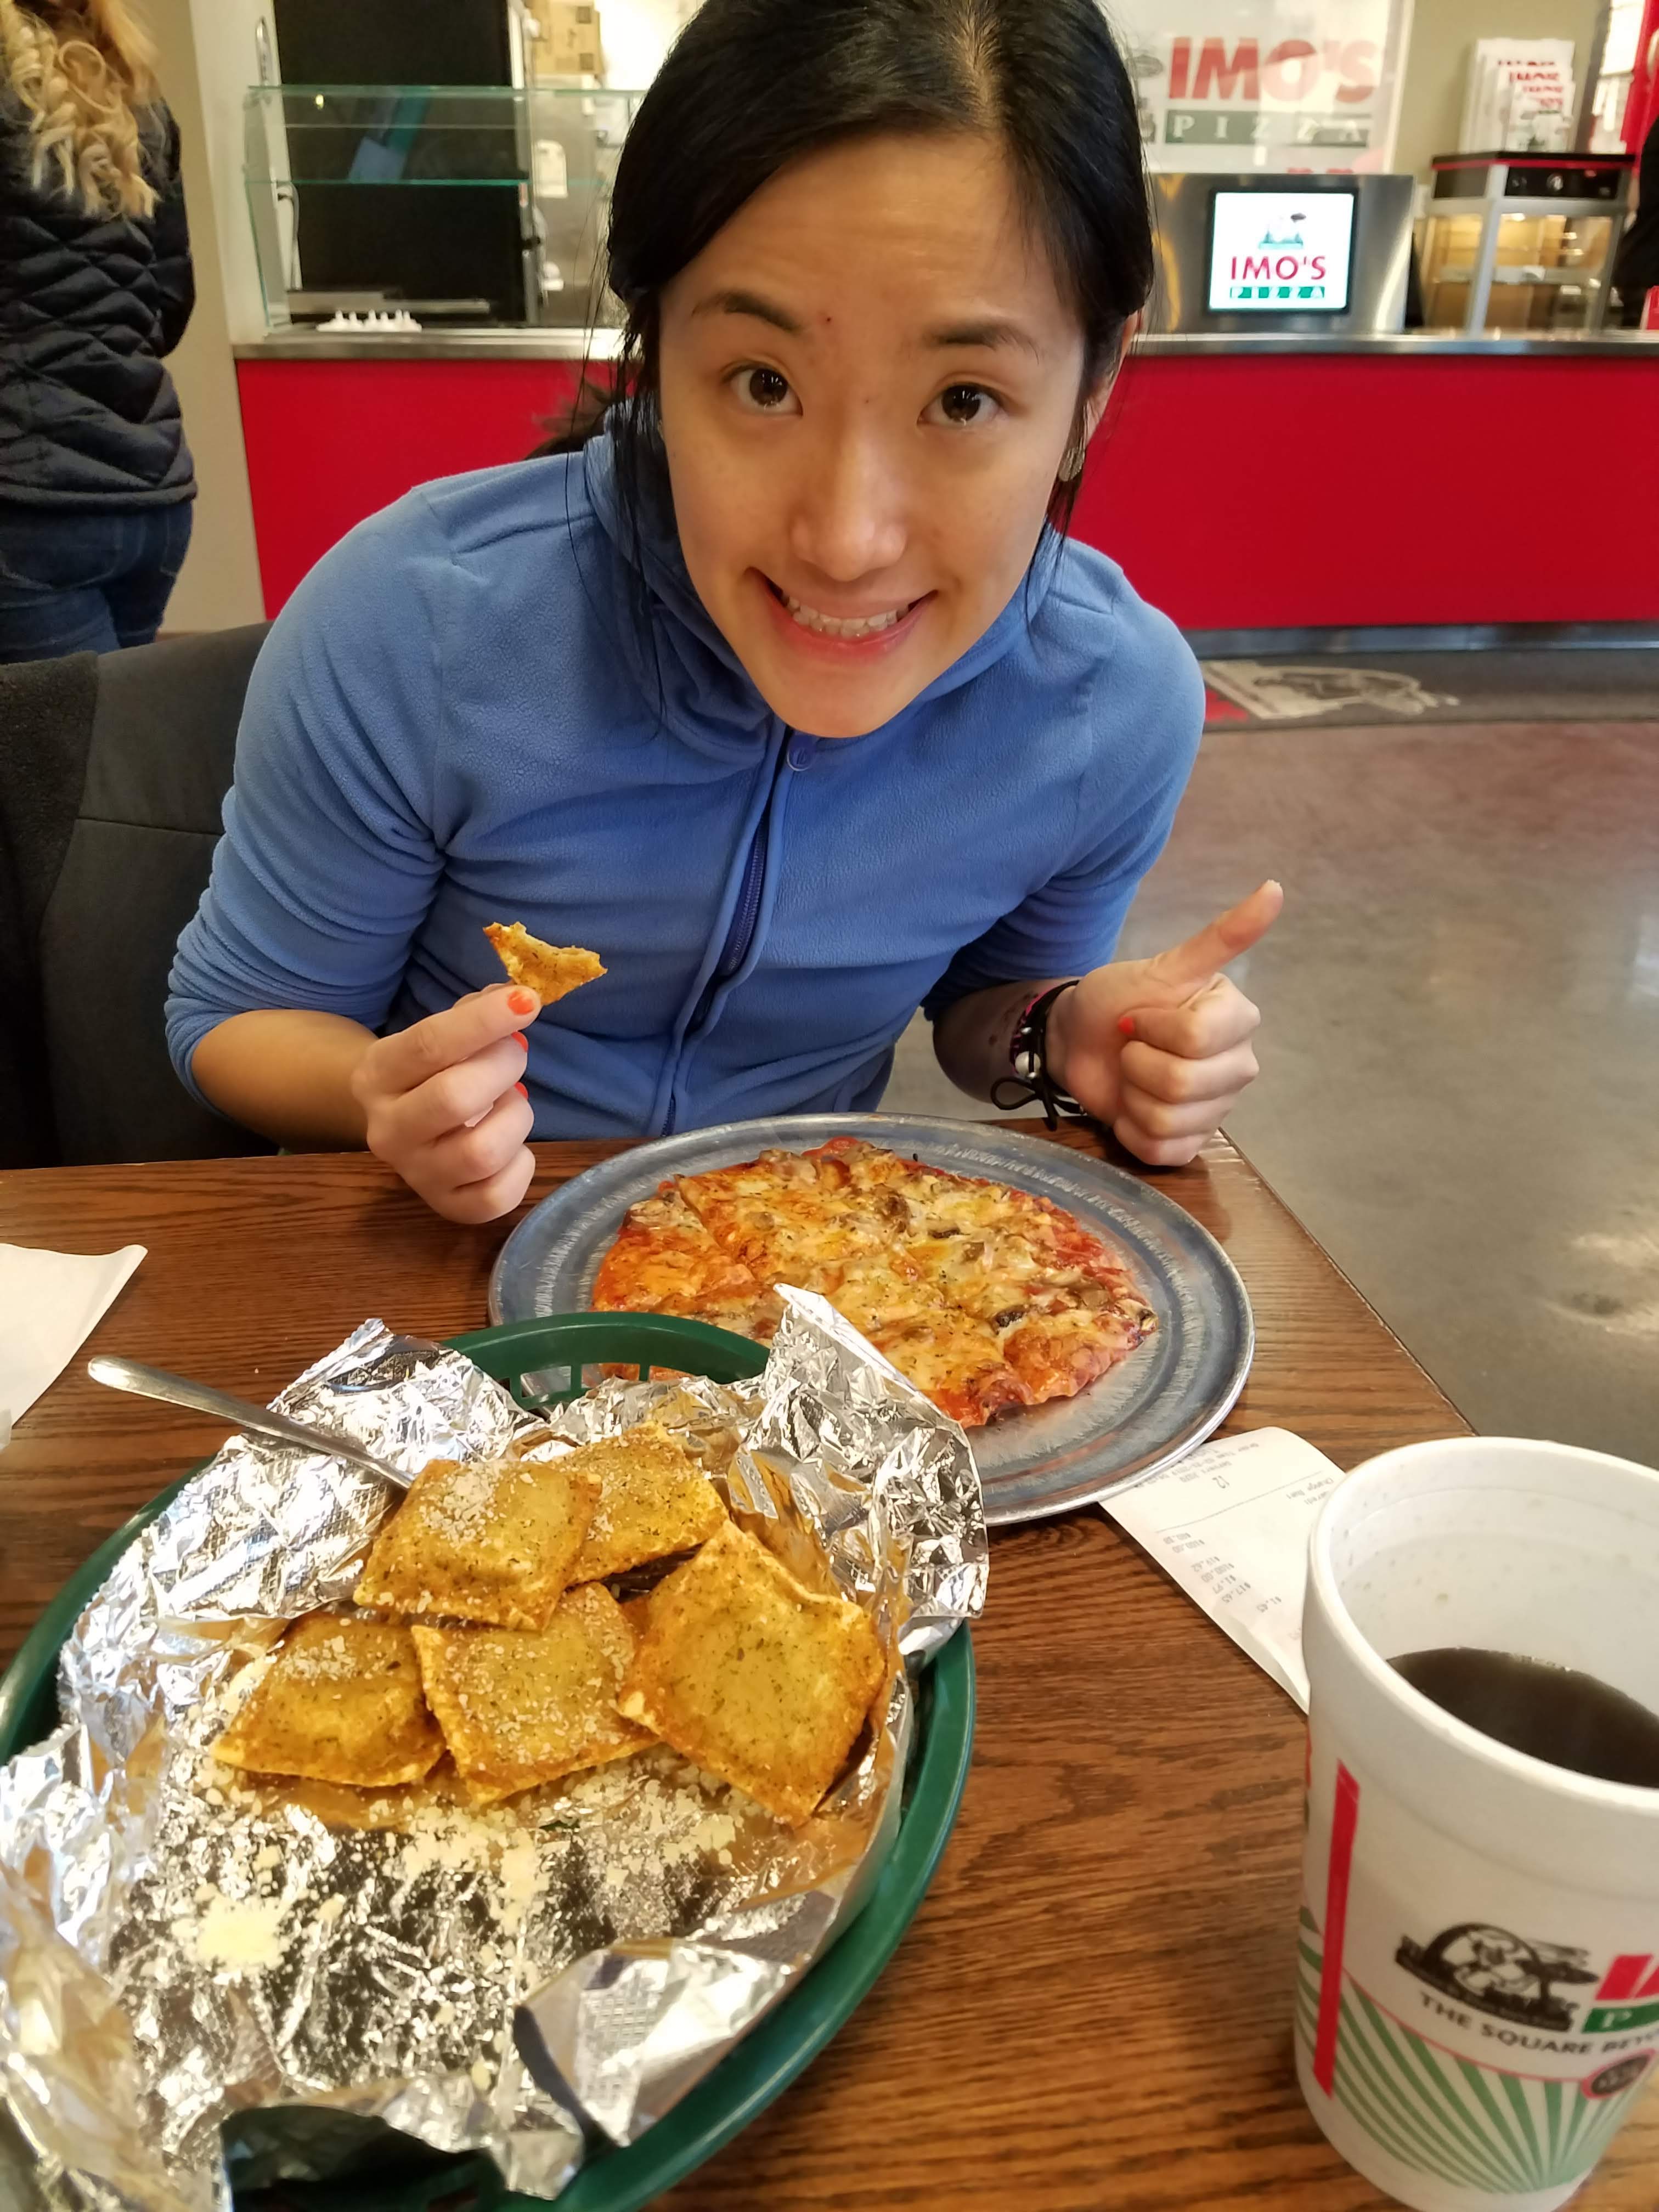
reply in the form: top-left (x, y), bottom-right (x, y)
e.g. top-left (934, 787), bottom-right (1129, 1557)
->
top-left (1101, 1427), bottom-right (1346, 1709)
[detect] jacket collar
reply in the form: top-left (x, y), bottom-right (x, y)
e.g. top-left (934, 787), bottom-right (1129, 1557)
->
top-left (582, 425), bottom-right (1062, 758)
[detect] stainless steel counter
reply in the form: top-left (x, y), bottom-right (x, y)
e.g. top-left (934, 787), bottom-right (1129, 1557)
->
top-left (233, 326), bottom-right (1659, 362)
top-left (234, 328), bottom-right (623, 361)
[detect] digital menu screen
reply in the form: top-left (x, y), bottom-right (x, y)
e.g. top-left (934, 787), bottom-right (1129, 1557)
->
top-left (1207, 190), bottom-right (1356, 314)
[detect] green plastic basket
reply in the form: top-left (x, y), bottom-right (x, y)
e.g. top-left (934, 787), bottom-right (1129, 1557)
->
top-left (0, 1315), bottom-right (975, 2212)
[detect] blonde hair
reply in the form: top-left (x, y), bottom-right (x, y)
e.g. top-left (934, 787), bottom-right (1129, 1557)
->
top-left (0, 0), bottom-right (161, 219)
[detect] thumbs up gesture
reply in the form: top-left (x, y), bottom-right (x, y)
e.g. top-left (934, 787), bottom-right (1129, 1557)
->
top-left (1046, 882), bottom-right (1282, 1166)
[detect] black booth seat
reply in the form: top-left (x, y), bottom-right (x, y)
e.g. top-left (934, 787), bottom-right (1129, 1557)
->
top-left (0, 625), bottom-right (274, 1168)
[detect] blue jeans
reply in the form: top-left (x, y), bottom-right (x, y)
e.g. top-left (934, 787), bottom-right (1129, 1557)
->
top-left (0, 501), bottom-right (194, 663)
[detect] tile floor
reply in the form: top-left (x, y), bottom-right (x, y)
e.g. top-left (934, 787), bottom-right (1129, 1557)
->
top-left (882, 717), bottom-right (1659, 1466)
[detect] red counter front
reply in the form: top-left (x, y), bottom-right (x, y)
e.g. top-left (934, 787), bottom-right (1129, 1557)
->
top-left (238, 357), bottom-right (589, 615)
top-left (236, 347), bottom-right (1659, 630)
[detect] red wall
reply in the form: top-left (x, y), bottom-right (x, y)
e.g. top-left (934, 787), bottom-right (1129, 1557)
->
top-left (238, 350), bottom-right (1659, 629)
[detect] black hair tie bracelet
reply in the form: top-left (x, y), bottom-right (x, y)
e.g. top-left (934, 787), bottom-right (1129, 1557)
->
top-left (990, 979), bottom-right (1085, 1131)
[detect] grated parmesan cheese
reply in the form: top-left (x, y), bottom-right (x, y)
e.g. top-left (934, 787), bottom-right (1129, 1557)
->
top-left (195, 1894), bottom-right (286, 1971)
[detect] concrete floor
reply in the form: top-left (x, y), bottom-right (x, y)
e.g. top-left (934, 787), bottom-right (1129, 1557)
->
top-left (883, 718), bottom-right (1659, 1466)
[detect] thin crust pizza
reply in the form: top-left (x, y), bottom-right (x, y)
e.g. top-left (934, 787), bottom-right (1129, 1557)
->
top-left (590, 1185), bottom-right (785, 1344)
top-left (591, 1135), bottom-right (1155, 1427)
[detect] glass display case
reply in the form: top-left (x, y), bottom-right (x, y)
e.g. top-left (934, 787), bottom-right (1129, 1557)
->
top-left (1418, 153), bottom-right (1632, 334)
top-left (244, 83), bottom-right (644, 330)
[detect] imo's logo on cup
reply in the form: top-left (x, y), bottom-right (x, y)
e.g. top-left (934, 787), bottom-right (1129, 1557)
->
top-left (1396, 1925), bottom-right (1598, 2032)
top-left (1294, 1437), bottom-right (1659, 2212)
top-left (1295, 1820), bottom-right (1659, 2209)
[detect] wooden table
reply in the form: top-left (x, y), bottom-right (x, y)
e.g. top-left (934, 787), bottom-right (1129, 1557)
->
top-left (0, 1127), bottom-right (1651, 2209)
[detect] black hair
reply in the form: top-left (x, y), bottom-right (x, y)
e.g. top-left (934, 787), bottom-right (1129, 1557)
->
top-left (541, 0), bottom-right (1151, 541)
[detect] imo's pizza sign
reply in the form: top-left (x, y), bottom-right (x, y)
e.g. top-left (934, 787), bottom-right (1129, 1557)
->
top-left (1207, 190), bottom-right (1356, 312)
top-left (1115, 0), bottom-right (1411, 174)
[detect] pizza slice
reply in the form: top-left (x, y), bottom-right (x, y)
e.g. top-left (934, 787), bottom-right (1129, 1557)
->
top-left (672, 1148), bottom-right (893, 1284)
top-left (809, 1138), bottom-right (1155, 1406)
top-left (483, 922), bottom-right (605, 1006)
top-left (994, 1295), bottom-right (1154, 1403)
top-left (591, 1184), bottom-right (785, 1343)
top-left (861, 1307), bottom-right (1034, 1427)
top-left (826, 1257), bottom-right (1032, 1427)
top-left (665, 1151), bottom-right (1029, 1425)
top-left (812, 1137), bottom-right (1113, 1275)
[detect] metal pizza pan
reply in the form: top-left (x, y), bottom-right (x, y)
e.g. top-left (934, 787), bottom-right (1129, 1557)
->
top-left (489, 1114), bottom-right (1252, 1527)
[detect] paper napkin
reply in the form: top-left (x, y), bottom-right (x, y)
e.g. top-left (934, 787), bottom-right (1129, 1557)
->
top-left (1102, 1427), bottom-right (1347, 1708)
top-left (0, 1242), bottom-right (146, 1446)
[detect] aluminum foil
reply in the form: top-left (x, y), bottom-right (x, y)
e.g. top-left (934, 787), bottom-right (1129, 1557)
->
top-left (0, 1296), bottom-right (984, 2207)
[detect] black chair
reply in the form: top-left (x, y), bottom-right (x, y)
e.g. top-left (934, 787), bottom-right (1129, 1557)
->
top-left (0, 625), bottom-right (274, 1168)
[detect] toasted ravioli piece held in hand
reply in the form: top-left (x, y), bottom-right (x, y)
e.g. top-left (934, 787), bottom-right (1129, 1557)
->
top-left (354, 1455), bottom-right (600, 1630)
top-left (213, 1613), bottom-right (444, 1788)
top-left (412, 1586), bottom-right (653, 1805)
top-left (565, 1425), bottom-right (729, 1584)
top-left (618, 1522), bottom-right (885, 1827)
top-left (483, 922), bottom-right (605, 1007)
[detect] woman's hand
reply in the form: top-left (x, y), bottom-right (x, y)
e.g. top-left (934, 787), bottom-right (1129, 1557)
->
top-left (350, 985), bottom-right (539, 1222)
top-left (1047, 881), bottom-right (1282, 1166)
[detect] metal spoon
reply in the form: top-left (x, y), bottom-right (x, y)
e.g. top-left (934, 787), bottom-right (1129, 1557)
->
top-left (87, 1355), bottom-right (413, 1490)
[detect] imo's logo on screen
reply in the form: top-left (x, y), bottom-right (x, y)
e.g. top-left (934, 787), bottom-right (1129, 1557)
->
top-left (1208, 190), bottom-right (1353, 314)
top-left (1225, 211), bottom-right (1330, 303)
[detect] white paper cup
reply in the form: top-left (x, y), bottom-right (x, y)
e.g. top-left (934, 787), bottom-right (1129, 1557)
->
top-left (1295, 1438), bottom-right (1659, 2211)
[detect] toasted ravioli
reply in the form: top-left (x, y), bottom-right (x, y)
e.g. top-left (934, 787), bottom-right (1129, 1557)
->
top-left (353, 1454), bottom-right (600, 1630)
top-left (213, 1613), bottom-right (443, 1788)
top-left (483, 922), bottom-right (605, 1006)
top-left (565, 1426), bottom-right (729, 1583)
top-left (411, 1586), bottom-right (652, 1805)
top-left (619, 1591), bottom-right (655, 1639)
top-left (618, 1522), bottom-right (884, 1826)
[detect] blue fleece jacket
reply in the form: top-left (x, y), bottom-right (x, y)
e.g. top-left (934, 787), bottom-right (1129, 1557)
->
top-left (166, 431), bottom-right (1204, 1138)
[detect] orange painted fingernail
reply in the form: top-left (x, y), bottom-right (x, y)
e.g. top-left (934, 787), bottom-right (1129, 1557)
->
top-left (514, 1031), bottom-right (528, 1051)
top-left (515, 1081), bottom-right (528, 1098)
top-left (509, 989), bottom-right (537, 1015)
top-left (1118, 1014), bottom-right (1136, 1039)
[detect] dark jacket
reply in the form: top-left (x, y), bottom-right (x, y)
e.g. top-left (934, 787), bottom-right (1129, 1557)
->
top-left (0, 94), bottom-right (194, 506)
top-left (1613, 116), bottom-right (1659, 325)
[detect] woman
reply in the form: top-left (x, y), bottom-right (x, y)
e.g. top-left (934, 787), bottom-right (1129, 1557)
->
top-left (0, 0), bottom-right (193, 661)
top-left (168, 0), bottom-right (1278, 1222)
top-left (1612, 110), bottom-right (1659, 329)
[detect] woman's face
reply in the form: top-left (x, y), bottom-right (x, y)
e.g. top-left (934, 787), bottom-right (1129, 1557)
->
top-left (657, 133), bottom-right (1098, 740)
